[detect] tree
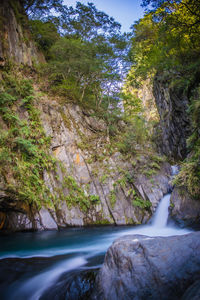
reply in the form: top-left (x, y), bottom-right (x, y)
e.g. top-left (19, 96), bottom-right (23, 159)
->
top-left (44, 2), bottom-right (129, 110)
top-left (128, 0), bottom-right (200, 83)
top-left (142, 0), bottom-right (200, 30)
top-left (29, 18), bottom-right (60, 58)
top-left (20, 0), bottom-right (63, 18)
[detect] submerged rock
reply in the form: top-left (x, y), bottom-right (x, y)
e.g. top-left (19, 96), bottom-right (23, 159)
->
top-left (93, 232), bottom-right (200, 300)
top-left (40, 269), bottom-right (98, 300)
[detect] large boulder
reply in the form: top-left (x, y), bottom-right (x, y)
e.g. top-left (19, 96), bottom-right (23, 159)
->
top-left (93, 232), bottom-right (200, 300)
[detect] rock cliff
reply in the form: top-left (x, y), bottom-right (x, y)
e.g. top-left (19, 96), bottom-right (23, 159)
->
top-left (153, 73), bottom-right (191, 160)
top-left (0, 0), bottom-right (45, 67)
top-left (0, 90), bottom-right (172, 231)
top-left (170, 187), bottom-right (200, 227)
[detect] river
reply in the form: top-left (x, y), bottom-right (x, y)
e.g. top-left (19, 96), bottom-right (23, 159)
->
top-left (0, 192), bottom-right (191, 300)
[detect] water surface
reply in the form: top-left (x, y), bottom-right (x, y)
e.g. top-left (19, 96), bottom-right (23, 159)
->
top-left (0, 193), bottom-right (191, 299)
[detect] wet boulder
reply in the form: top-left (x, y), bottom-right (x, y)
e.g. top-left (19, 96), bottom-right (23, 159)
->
top-left (93, 232), bottom-right (200, 300)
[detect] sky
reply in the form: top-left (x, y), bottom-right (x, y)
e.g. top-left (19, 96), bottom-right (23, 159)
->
top-left (63, 0), bottom-right (145, 32)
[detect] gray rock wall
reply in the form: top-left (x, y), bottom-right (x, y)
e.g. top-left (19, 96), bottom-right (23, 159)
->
top-left (0, 0), bottom-right (45, 66)
top-left (153, 74), bottom-right (191, 160)
top-left (170, 187), bottom-right (200, 227)
top-left (0, 97), bottom-right (172, 231)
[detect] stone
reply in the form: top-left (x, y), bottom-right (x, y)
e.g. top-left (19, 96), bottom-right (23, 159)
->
top-left (170, 187), bottom-right (200, 227)
top-left (38, 208), bottom-right (58, 230)
top-left (93, 232), bottom-right (200, 300)
top-left (153, 74), bottom-right (191, 160)
top-left (5, 212), bottom-right (33, 231)
top-left (181, 280), bottom-right (200, 300)
top-left (0, 0), bottom-right (45, 66)
top-left (134, 162), bottom-right (171, 210)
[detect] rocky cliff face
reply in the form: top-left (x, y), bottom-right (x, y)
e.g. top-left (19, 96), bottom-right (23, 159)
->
top-left (0, 91), bottom-right (172, 231)
top-left (0, 0), bottom-right (196, 232)
top-left (0, 0), bottom-right (174, 231)
top-left (170, 187), bottom-right (200, 227)
top-left (0, 0), bottom-right (44, 67)
top-left (153, 74), bottom-right (191, 160)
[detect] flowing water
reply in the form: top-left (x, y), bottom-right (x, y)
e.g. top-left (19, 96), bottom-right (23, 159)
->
top-left (0, 189), bottom-right (191, 300)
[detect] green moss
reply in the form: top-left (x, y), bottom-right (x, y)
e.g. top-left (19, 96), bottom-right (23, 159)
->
top-left (93, 218), bottom-right (110, 225)
top-left (62, 175), bottom-right (101, 212)
top-left (173, 159), bottom-right (200, 198)
top-left (150, 162), bottom-right (160, 169)
top-left (100, 174), bottom-right (109, 184)
top-left (132, 197), bottom-right (152, 209)
top-left (143, 169), bottom-right (157, 178)
top-left (90, 194), bottom-right (100, 204)
top-left (150, 154), bottom-right (166, 163)
top-left (59, 108), bottom-right (71, 129)
top-left (109, 190), bottom-right (117, 209)
top-left (62, 175), bottom-right (89, 212)
top-left (116, 176), bottom-right (127, 188)
top-left (125, 217), bottom-right (135, 225)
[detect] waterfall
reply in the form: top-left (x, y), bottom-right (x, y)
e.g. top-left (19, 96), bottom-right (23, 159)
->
top-left (171, 165), bottom-right (179, 176)
top-left (151, 194), bottom-right (171, 228)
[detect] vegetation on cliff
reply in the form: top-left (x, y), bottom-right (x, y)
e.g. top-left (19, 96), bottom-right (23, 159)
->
top-left (0, 0), bottom-right (199, 228)
top-left (0, 0), bottom-right (161, 222)
top-left (0, 69), bottom-right (57, 208)
top-left (125, 0), bottom-right (200, 198)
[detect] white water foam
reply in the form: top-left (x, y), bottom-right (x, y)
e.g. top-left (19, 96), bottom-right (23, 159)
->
top-left (171, 165), bottom-right (179, 176)
top-left (151, 194), bottom-right (171, 228)
top-left (114, 192), bottom-right (190, 238)
top-left (9, 257), bottom-right (87, 300)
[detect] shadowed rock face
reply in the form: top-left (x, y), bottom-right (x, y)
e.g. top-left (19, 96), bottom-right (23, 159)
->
top-left (93, 232), bottom-right (200, 300)
top-left (182, 280), bottom-right (200, 300)
top-left (0, 0), bottom-right (45, 66)
top-left (170, 187), bottom-right (200, 228)
top-left (153, 75), bottom-right (191, 160)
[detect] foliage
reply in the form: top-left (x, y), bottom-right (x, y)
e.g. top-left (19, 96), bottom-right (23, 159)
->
top-left (126, 0), bottom-right (200, 198)
top-left (130, 188), bottom-right (152, 209)
top-left (62, 175), bottom-right (100, 211)
top-left (109, 190), bottom-right (117, 209)
top-left (0, 72), bottom-right (56, 209)
top-left (129, 0), bottom-right (200, 85)
top-left (29, 19), bottom-right (60, 58)
top-left (132, 197), bottom-right (152, 209)
top-left (30, 2), bottom-right (130, 113)
top-left (116, 116), bottom-right (149, 155)
top-left (22, 0), bottom-right (63, 18)
top-left (173, 87), bottom-right (200, 198)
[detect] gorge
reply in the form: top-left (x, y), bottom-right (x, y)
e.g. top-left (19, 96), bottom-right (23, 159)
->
top-left (0, 0), bottom-right (200, 299)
